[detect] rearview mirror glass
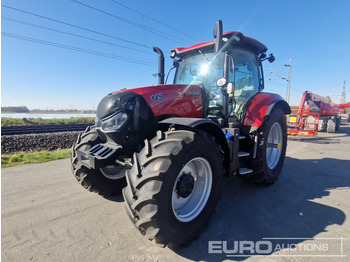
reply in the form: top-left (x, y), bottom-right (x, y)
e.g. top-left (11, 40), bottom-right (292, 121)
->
top-left (216, 78), bottom-right (226, 87)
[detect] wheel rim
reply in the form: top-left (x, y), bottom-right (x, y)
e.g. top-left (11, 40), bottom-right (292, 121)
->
top-left (266, 122), bottom-right (283, 170)
top-left (172, 157), bottom-right (212, 222)
top-left (100, 165), bottom-right (126, 180)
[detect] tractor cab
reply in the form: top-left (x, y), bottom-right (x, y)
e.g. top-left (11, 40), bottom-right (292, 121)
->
top-left (170, 22), bottom-right (274, 126)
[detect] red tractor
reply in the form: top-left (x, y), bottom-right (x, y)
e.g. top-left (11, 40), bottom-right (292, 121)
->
top-left (71, 21), bottom-right (291, 247)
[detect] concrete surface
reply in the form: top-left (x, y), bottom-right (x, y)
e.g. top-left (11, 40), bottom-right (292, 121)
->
top-left (2, 124), bottom-right (350, 261)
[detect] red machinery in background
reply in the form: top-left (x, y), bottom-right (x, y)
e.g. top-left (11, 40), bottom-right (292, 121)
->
top-left (339, 102), bottom-right (350, 122)
top-left (287, 91), bottom-right (340, 135)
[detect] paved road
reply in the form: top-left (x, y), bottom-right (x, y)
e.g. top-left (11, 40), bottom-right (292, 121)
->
top-left (2, 124), bottom-right (350, 261)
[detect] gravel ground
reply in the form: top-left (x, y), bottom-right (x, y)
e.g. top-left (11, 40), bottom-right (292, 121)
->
top-left (1, 124), bottom-right (350, 261)
top-left (1, 131), bottom-right (80, 154)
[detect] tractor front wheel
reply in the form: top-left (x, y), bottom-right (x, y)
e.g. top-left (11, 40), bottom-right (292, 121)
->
top-left (70, 126), bottom-right (127, 195)
top-left (123, 129), bottom-right (224, 247)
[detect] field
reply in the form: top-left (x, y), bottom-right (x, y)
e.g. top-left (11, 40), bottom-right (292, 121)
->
top-left (1, 117), bottom-right (94, 127)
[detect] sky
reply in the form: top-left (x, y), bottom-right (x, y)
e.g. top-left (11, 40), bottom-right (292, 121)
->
top-left (1, 0), bottom-right (350, 110)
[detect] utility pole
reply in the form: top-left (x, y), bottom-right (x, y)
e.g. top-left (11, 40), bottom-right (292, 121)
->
top-left (284, 59), bottom-right (292, 104)
top-left (341, 80), bottom-right (346, 104)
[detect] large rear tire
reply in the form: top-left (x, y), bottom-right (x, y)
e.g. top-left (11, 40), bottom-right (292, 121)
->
top-left (123, 129), bottom-right (224, 247)
top-left (243, 108), bottom-right (287, 185)
top-left (335, 117), bottom-right (341, 131)
top-left (71, 125), bottom-right (126, 196)
top-left (318, 119), bottom-right (327, 132)
top-left (327, 119), bottom-right (336, 133)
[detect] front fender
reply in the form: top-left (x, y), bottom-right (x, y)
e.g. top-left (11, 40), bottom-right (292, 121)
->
top-left (244, 93), bottom-right (291, 129)
top-left (158, 117), bottom-right (230, 175)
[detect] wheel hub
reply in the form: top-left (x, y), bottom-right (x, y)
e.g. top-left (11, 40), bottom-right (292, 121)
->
top-left (175, 172), bottom-right (194, 198)
top-left (100, 164), bottom-right (126, 180)
top-left (266, 122), bottom-right (283, 169)
top-left (172, 157), bottom-right (213, 222)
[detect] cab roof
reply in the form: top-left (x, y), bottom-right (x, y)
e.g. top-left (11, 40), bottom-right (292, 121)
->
top-left (171, 31), bottom-right (267, 57)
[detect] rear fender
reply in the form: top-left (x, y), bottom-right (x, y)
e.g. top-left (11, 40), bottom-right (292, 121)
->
top-left (244, 93), bottom-right (291, 132)
top-left (158, 118), bottom-right (230, 175)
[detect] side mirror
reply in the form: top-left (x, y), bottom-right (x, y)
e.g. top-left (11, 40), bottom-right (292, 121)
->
top-left (216, 78), bottom-right (227, 87)
top-left (268, 53), bottom-right (275, 63)
top-left (261, 53), bottom-right (275, 63)
top-left (227, 83), bottom-right (235, 94)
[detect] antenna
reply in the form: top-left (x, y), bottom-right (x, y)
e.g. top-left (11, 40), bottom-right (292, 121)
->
top-left (341, 80), bottom-right (346, 104)
top-left (283, 59), bottom-right (292, 104)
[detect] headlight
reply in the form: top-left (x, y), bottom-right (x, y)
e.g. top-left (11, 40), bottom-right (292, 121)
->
top-left (101, 112), bottom-right (129, 133)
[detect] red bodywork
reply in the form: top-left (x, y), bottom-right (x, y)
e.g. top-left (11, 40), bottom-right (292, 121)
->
top-left (339, 103), bottom-right (350, 114)
top-left (287, 91), bottom-right (340, 136)
top-left (115, 86), bottom-right (285, 129)
top-left (300, 91), bottom-right (339, 116)
top-left (244, 93), bottom-right (285, 127)
top-left (114, 84), bottom-right (204, 119)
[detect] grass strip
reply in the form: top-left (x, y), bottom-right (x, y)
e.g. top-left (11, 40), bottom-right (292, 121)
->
top-left (1, 117), bottom-right (94, 127)
top-left (1, 149), bottom-right (71, 168)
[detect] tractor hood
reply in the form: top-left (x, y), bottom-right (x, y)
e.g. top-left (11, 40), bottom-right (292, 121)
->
top-left (95, 84), bottom-right (204, 146)
top-left (112, 84), bottom-right (204, 119)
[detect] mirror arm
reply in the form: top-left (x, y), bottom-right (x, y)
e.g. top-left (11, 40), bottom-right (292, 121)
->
top-left (221, 51), bottom-right (230, 124)
top-left (214, 20), bottom-right (223, 53)
top-left (229, 55), bottom-right (235, 94)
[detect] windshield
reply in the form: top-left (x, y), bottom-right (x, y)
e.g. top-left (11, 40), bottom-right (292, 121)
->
top-left (174, 48), bottom-right (260, 121)
top-left (174, 52), bottom-right (224, 92)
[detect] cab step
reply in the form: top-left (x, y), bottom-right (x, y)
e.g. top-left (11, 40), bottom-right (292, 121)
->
top-left (239, 168), bottom-right (253, 175)
top-left (238, 151), bottom-right (250, 157)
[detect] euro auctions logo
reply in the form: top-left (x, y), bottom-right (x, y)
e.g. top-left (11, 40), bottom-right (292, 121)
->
top-left (208, 237), bottom-right (347, 258)
top-left (209, 240), bottom-right (273, 255)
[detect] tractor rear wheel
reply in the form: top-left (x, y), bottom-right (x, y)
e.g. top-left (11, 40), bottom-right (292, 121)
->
top-left (70, 125), bottom-right (127, 195)
top-left (318, 119), bottom-right (327, 132)
top-left (244, 108), bottom-right (287, 185)
top-left (123, 129), bottom-right (224, 247)
top-left (335, 118), bottom-right (341, 131)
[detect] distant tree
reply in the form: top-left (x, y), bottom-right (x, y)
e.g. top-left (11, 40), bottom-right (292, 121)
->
top-left (1, 106), bottom-right (29, 113)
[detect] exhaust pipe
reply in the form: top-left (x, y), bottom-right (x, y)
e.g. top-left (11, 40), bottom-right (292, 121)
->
top-left (153, 46), bottom-right (164, 85)
top-left (213, 20), bottom-right (223, 53)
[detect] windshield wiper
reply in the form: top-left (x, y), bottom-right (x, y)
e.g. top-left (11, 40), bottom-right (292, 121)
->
top-left (198, 50), bottom-right (217, 70)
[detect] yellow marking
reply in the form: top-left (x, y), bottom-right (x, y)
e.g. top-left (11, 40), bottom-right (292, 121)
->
top-left (277, 143), bottom-right (281, 150)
